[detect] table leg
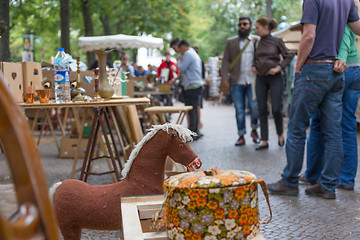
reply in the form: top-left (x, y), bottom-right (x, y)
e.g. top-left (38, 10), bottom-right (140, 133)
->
top-left (70, 107), bottom-right (88, 179)
top-left (79, 107), bottom-right (101, 181)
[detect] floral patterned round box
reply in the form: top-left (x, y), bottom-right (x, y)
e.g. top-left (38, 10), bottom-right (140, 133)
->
top-left (163, 169), bottom-right (272, 240)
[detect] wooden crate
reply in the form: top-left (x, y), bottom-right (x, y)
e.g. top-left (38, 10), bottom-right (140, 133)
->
top-left (121, 195), bottom-right (168, 240)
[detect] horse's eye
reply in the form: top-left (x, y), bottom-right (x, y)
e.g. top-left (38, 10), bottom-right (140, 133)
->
top-left (172, 133), bottom-right (177, 138)
top-left (179, 144), bottom-right (184, 148)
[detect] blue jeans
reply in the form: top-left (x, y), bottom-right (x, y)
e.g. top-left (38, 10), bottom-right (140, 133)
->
top-left (306, 66), bottom-right (360, 187)
top-left (282, 62), bottom-right (345, 193)
top-left (230, 84), bottom-right (259, 137)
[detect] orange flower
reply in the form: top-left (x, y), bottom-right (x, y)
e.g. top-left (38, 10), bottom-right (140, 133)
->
top-left (192, 234), bottom-right (202, 240)
top-left (240, 205), bottom-right (248, 213)
top-left (187, 201), bottom-right (197, 210)
top-left (220, 178), bottom-right (233, 185)
top-left (243, 225), bottom-right (251, 235)
top-left (214, 209), bottom-right (225, 219)
top-left (248, 216), bottom-right (254, 225)
top-left (197, 198), bottom-right (207, 208)
top-left (198, 189), bottom-right (208, 197)
top-left (207, 200), bottom-right (218, 210)
top-left (243, 176), bottom-right (253, 183)
top-left (228, 209), bottom-right (239, 219)
top-left (173, 218), bottom-right (180, 227)
top-left (239, 214), bottom-right (248, 225)
top-left (190, 192), bottom-right (200, 201)
top-left (184, 229), bottom-right (193, 238)
top-left (235, 188), bottom-right (246, 200)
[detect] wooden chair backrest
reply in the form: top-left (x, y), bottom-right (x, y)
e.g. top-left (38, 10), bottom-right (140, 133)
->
top-left (0, 72), bottom-right (59, 239)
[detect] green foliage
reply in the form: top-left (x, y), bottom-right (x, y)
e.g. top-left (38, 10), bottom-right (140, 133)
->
top-left (7, 0), bottom-right (302, 63)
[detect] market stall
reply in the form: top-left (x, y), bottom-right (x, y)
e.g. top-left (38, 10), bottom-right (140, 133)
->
top-left (78, 34), bottom-right (164, 52)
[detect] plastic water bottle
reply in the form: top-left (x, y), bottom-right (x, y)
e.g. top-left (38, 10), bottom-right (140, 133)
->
top-left (54, 48), bottom-right (71, 103)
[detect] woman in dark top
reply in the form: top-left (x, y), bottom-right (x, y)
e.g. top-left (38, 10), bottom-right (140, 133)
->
top-left (252, 17), bottom-right (291, 150)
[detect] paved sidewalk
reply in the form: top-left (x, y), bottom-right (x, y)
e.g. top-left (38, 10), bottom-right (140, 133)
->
top-left (0, 100), bottom-right (359, 239)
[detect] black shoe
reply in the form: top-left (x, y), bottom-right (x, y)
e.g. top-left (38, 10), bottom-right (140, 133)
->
top-left (197, 131), bottom-right (204, 138)
top-left (251, 130), bottom-right (260, 143)
top-left (235, 136), bottom-right (245, 146)
top-left (278, 140), bottom-right (285, 147)
top-left (192, 135), bottom-right (200, 141)
top-left (255, 142), bottom-right (268, 150)
top-left (337, 184), bottom-right (354, 191)
top-left (299, 173), bottom-right (317, 185)
top-left (305, 184), bottom-right (336, 199)
top-left (268, 179), bottom-right (299, 196)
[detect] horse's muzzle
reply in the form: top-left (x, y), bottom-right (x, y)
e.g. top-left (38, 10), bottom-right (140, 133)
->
top-left (186, 157), bottom-right (202, 172)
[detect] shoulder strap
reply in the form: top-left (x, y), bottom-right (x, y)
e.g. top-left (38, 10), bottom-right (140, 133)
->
top-left (229, 39), bottom-right (251, 72)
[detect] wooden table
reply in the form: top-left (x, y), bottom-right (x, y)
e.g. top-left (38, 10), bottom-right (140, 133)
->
top-left (20, 98), bottom-right (150, 180)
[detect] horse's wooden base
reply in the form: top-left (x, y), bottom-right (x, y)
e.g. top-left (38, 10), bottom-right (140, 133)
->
top-left (120, 195), bottom-right (266, 240)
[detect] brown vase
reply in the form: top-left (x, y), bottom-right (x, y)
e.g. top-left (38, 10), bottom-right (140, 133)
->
top-left (94, 50), bottom-right (114, 99)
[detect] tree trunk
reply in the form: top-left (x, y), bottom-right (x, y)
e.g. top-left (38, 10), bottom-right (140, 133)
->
top-left (0, 0), bottom-right (10, 61)
top-left (266, 0), bottom-right (273, 18)
top-left (100, 14), bottom-right (114, 63)
top-left (60, 0), bottom-right (71, 54)
top-left (81, 0), bottom-right (95, 66)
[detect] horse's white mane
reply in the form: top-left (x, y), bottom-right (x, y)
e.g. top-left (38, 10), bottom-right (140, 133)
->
top-left (121, 123), bottom-right (196, 178)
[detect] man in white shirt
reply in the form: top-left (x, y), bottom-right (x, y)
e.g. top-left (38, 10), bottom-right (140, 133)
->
top-left (221, 16), bottom-right (260, 146)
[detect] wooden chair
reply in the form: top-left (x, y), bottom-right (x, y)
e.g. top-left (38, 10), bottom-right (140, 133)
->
top-left (0, 72), bottom-right (60, 239)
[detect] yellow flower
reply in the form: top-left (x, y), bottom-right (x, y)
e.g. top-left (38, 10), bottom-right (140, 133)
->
top-left (207, 200), bottom-right (218, 210)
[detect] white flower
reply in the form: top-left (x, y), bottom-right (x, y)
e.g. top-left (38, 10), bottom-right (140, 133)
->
top-left (234, 226), bottom-right (242, 233)
top-left (208, 225), bottom-right (221, 235)
top-left (205, 236), bottom-right (217, 240)
top-left (209, 188), bottom-right (220, 193)
top-left (168, 229), bottom-right (174, 239)
top-left (225, 219), bottom-right (236, 230)
top-left (174, 193), bottom-right (181, 201)
top-left (227, 231), bottom-right (236, 238)
top-left (175, 234), bottom-right (185, 240)
top-left (177, 205), bottom-right (185, 209)
top-left (198, 178), bottom-right (212, 185)
top-left (182, 195), bottom-right (190, 205)
top-left (214, 220), bottom-right (224, 225)
top-left (172, 227), bottom-right (179, 235)
top-left (251, 199), bottom-right (257, 208)
top-left (170, 198), bottom-right (176, 207)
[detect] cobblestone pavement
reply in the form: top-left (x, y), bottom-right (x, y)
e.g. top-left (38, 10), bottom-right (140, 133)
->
top-left (1, 100), bottom-right (359, 239)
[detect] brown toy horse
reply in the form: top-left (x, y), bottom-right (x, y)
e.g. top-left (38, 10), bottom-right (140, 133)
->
top-left (50, 123), bottom-right (202, 240)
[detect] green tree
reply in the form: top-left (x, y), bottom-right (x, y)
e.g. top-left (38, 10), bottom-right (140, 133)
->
top-left (0, 0), bottom-right (10, 61)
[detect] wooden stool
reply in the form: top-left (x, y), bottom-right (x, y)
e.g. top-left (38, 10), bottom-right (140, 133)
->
top-left (144, 106), bottom-right (193, 125)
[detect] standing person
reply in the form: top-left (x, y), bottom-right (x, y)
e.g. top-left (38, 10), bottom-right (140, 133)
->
top-left (120, 55), bottom-right (135, 77)
top-left (303, 24), bottom-right (360, 191)
top-left (157, 51), bottom-right (179, 106)
top-left (177, 39), bottom-right (203, 140)
top-left (192, 45), bottom-right (205, 136)
top-left (221, 16), bottom-right (261, 146)
top-left (268, 0), bottom-right (360, 199)
top-left (252, 17), bottom-right (291, 150)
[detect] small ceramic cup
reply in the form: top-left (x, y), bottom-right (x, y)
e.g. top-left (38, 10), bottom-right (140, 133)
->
top-left (37, 89), bottom-right (50, 103)
top-left (25, 93), bottom-right (34, 103)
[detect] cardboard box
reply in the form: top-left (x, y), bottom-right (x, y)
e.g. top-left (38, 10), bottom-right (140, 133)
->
top-left (60, 137), bottom-right (88, 158)
top-left (0, 62), bottom-right (24, 102)
top-left (21, 62), bottom-right (43, 94)
top-left (42, 70), bottom-right (95, 98)
top-left (157, 84), bottom-right (171, 93)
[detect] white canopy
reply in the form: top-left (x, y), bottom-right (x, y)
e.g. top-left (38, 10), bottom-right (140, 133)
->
top-left (78, 34), bottom-right (164, 52)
